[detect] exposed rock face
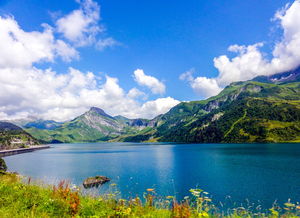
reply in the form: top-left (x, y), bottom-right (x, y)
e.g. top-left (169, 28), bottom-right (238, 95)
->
top-left (253, 66), bottom-right (300, 83)
top-left (127, 119), bottom-right (156, 128)
top-left (89, 107), bottom-right (114, 119)
top-left (83, 176), bottom-right (110, 188)
top-left (203, 84), bottom-right (263, 113)
top-left (24, 107), bottom-right (158, 143)
top-left (81, 108), bottom-right (124, 135)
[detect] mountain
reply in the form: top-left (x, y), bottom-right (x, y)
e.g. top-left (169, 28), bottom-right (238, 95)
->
top-left (24, 68), bottom-right (300, 144)
top-left (0, 121), bottom-right (40, 150)
top-left (252, 67), bottom-right (300, 84)
top-left (25, 107), bottom-right (153, 143)
top-left (24, 120), bottom-right (63, 130)
top-left (117, 69), bottom-right (300, 143)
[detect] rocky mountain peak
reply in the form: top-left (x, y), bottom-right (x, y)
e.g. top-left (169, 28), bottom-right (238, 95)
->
top-left (88, 107), bottom-right (112, 118)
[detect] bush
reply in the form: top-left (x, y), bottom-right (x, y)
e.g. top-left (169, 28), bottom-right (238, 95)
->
top-left (0, 158), bottom-right (7, 172)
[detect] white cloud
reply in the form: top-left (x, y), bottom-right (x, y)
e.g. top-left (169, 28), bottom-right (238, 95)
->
top-left (139, 97), bottom-right (180, 118)
top-left (0, 7), bottom-right (178, 122)
top-left (0, 66), bottom-right (179, 121)
top-left (182, 0), bottom-right (300, 98)
top-left (180, 70), bottom-right (222, 98)
top-left (56, 0), bottom-right (100, 46)
top-left (0, 16), bottom-right (78, 68)
top-left (179, 69), bottom-right (194, 81)
top-left (133, 69), bottom-right (166, 94)
top-left (56, 0), bottom-right (118, 49)
top-left (214, 43), bottom-right (268, 86)
top-left (96, 37), bottom-right (119, 51)
top-left (127, 88), bottom-right (146, 99)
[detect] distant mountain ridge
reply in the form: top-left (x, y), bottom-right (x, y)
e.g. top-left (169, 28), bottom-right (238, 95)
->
top-left (9, 67), bottom-right (300, 143)
top-left (24, 107), bottom-right (156, 143)
top-left (252, 67), bottom-right (300, 84)
top-left (24, 120), bottom-right (63, 130)
top-left (0, 121), bottom-right (39, 150)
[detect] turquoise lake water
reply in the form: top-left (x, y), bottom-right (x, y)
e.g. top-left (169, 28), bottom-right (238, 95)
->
top-left (4, 143), bottom-right (300, 208)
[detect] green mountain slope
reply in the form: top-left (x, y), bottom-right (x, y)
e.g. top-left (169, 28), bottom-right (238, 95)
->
top-left (118, 81), bottom-right (300, 143)
top-left (0, 122), bottom-right (40, 150)
top-left (25, 107), bottom-right (154, 143)
top-left (24, 68), bottom-right (300, 144)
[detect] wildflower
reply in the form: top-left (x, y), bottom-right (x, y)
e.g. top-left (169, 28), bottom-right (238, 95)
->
top-left (189, 188), bottom-right (203, 197)
top-left (124, 207), bottom-right (131, 215)
top-left (198, 211), bottom-right (209, 217)
top-left (284, 202), bottom-right (295, 207)
top-left (146, 188), bottom-right (155, 192)
top-left (70, 184), bottom-right (79, 191)
top-left (269, 208), bottom-right (279, 216)
top-left (119, 199), bottom-right (126, 203)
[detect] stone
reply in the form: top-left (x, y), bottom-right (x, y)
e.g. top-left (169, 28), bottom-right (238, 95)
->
top-left (83, 176), bottom-right (110, 188)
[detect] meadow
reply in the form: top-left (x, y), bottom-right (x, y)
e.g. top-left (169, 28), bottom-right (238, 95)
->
top-left (0, 172), bottom-right (299, 218)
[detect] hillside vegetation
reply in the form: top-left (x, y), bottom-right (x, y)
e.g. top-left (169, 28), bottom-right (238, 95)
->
top-left (117, 81), bottom-right (300, 143)
top-left (0, 173), bottom-right (300, 217)
top-left (22, 68), bottom-right (300, 144)
top-left (25, 107), bottom-right (155, 143)
top-left (0, 122), bottom-right (39, 150)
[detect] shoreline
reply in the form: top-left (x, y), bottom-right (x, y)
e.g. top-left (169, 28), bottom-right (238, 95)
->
top-left (0, 145), bottom-right (51, 157)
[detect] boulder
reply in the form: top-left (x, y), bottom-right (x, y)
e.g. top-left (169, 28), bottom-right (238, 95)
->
top-left (83, 176), bottom-right (110, 188)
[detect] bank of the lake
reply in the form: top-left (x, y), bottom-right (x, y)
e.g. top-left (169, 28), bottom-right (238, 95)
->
top-left (0, 145), bottom-right (50, 157)
top-left (3, 143), bottom-right (300, 210)
top-left (1, 172), bottom-right (300, 217)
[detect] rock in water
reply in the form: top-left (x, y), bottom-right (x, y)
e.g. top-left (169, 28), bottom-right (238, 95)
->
top-left (83, 176), bottom-right (110, 188)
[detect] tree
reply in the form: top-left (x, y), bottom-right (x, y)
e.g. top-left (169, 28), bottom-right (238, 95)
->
top-left (0, 158), bottom-right (7, 172)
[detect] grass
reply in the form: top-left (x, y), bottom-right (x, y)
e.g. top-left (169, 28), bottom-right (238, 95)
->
top-left (1, 173), bottom-right (300, 217)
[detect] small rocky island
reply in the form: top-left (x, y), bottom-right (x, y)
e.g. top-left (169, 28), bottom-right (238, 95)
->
top-left (83, 176), bottom-right (110, 188)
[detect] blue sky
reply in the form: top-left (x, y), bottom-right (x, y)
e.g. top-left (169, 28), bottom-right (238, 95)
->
top-left (0, 0), bottom-right (299, 121)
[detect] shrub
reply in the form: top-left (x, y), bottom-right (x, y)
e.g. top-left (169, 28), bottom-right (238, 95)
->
top-left (0, 158), bottom-right (7, 172)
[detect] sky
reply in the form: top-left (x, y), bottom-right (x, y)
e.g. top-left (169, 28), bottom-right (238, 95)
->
top-left (0, 0), bottom-right (300, 121)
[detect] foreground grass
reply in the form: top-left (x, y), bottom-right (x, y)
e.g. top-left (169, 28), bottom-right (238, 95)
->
top-left (0, 173), bottom-right (300, 217)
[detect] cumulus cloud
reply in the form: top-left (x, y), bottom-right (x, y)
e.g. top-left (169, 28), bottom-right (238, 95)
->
top-left (0, 16), bottom-right (78, 67)
top-left (56, 0), bottom-right (118, 49)
top-left (56, 0), bottom-right (100, 46)
top-left (127, 88), bottom-right (147, 99)
top-left (0, 3), bottom-right (178, 121)
top-left (139, 97), bottom-right (180, 118)
top-left (0, 67), bottom-right (179, 121)
top-left (133, 69), bottom-right (166, 94)
top-left (180, 70), bottom-right (222, 98)
top-left (214, 43), bottom-right (268, 86)
top-left (182, 0), bottom-right (300, 98)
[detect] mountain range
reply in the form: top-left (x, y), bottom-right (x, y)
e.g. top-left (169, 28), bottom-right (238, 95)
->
top-left (3, 67), bottom-right (300, 144)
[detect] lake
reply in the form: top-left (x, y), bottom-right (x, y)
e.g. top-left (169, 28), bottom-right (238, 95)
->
top-left (3, 143), bottom-right (300, 209)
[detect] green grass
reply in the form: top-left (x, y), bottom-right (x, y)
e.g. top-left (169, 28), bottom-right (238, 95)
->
top-left (1, 173), bottom-right (300, 217)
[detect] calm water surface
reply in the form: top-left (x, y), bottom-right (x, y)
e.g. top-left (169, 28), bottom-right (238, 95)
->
top-left (4, 143), bottom-right (300, 208)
